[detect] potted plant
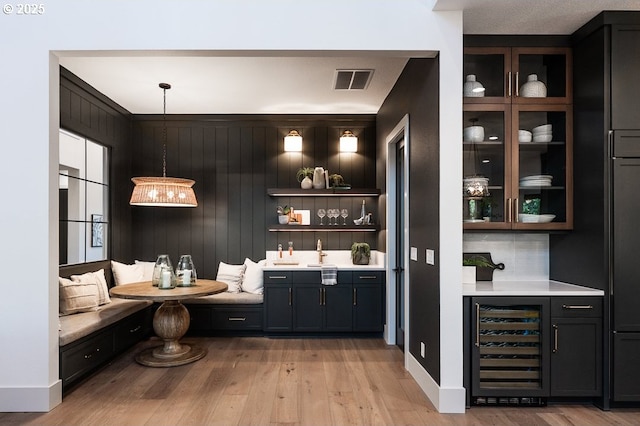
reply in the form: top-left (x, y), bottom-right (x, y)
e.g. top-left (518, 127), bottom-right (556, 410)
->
top-left (277, 205), bottom-right (291, 224)
top-left (296, 167), bottom-right (314, 189)
top-left (462, 255), bottom-right (493, 283)
top-left (351, 242), bottom-right (371, 265)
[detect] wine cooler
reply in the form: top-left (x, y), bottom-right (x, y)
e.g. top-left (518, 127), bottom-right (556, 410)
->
top-left (471, 297), bottom-right (550, 405)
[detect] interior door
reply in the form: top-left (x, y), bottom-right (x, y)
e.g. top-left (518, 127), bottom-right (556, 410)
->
top-left (395, 140), bottom-right (406, 350)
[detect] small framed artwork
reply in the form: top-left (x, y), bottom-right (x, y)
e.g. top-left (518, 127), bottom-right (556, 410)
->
top-left (91, 214), bottom-right (103, 247)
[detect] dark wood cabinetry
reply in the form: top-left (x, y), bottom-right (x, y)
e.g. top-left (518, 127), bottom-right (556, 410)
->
top-left (264, 269), bottom-right (384, 334)
top-left (463, 46), bottom-right (573, 230)
top-left (611, 26), bottom-right (640, 129)
top-left (550, 297), bottom-right (603, 397)
top-left (465, 295), bottom-right (603, 405)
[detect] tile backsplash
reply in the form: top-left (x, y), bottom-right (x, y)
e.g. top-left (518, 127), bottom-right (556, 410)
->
top-left (463, 233), bottom-right (548, 281)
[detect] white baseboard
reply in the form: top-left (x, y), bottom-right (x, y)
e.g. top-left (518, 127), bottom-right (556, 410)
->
top-left (0, 380), bottom-right (62, 412)
top-left (406, 353), bottom-right (466, 413)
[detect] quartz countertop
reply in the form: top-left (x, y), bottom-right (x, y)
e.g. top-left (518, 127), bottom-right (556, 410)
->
top-left (263, 250), bottom-right (386, 271)
top-left (463, 280), bottom-right (604, 296)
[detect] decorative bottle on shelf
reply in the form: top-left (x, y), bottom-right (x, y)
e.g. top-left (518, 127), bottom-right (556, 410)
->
top-left (520, 74), bottom-right (547, 98)
top-left (176, 254), bottom-right (197, 287)
top-left (463, 74), bottom-right (485, 97)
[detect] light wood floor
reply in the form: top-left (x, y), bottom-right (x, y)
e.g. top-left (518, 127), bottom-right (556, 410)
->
top-left (2, 336), bottom-right (640, 425)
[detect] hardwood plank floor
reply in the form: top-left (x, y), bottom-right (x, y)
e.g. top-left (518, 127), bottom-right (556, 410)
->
top-left (2, 336), bottom-right (640, 425)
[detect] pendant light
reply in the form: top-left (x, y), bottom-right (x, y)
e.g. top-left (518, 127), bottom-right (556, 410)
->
top-left (130, 83), bottom-right (197, 207)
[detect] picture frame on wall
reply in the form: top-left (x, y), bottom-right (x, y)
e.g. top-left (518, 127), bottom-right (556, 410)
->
top-left (91, 214), bottom-right (103, 247)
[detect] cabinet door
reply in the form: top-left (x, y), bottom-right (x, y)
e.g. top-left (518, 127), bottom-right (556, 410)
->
top-left (353, 283), bottom-right (384, 332)
top-left (463, 47), bottom-right (511, 103)
top-left (512, 47), bottom-right (571, 104)
top-left (611, 26), bottom-right (640, 129)
top-left (613, 333), bottom-right (640, 401)
top-left (324, 285), bottom-right (353, 331)
top-left (293, 284), bottom-right (323, 332)
top-left (512, 104), bottom-right (572, 230)
top-left (264, 284), bottom-right (292, 332)
top-left (463, 105), bottom-right (512, 229)
top-left (550, 317), bottom-right (602, 396)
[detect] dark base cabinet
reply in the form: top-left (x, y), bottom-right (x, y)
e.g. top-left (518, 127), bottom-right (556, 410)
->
top-left (60, 306), bottom-right (152, 393)
top-left (613, 333), bottom-right (640, 401)
top-left (186, 305), bottom-right (264, 333)
top-left (264, 270), bottom-right (384, 334)
top-left (465, 296), bottom-right (603, 405)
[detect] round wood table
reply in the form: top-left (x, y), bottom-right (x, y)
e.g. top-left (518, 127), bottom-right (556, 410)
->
top-left (110, 279), bottom-right (227, 367)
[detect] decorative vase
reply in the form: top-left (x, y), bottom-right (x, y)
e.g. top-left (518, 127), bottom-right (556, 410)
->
top-left (176, 254), bottom-right (197, 287)
top-left (463, 74), bottom-right (485, 97)
top-left (300, 176), bottom-right (313, 189)
top-left (278, 215), bottom-right (289, 225)
top-left (152, 254), bottom-right (176, 289)
top-left (520, 74), bottom-right (547, 98)
top-left (462, 266), bottom-right (476, 284)
top-left (312, 167), bottom-right (325, 189)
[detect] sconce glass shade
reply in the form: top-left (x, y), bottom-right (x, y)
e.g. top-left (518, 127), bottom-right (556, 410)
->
top-left (130, 177), bottom-right (198, 207)
top-left (284, 130), bottom-right (302, 152)
top-left (339, 130), bottom-right (358, 152)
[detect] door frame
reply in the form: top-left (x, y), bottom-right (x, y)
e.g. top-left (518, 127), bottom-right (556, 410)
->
top-left (386, 114), bottom-right (410, 354)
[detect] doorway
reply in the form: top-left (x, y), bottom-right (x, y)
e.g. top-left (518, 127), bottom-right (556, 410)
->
top-left (395, 139), bottom-right (406, 351)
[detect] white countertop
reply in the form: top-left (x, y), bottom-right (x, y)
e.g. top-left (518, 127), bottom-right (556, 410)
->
top-left (463, 280), bottom-right (604, 296)
top-left (263, 250), bottom-right (386, 271)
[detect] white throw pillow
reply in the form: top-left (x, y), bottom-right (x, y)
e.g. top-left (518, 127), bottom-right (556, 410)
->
top-left (111, 260), bottom-right (149, 285)
top-left (135, 260), bottom-right (156, 281)
top-left (71, 269), bottom-right (111, 305)
top-left (216, 262), bottom-right (246, 293)
top-left (59, 277), bottom-right (99, 315)
top-left (242, 258), bottom-right (266, 295)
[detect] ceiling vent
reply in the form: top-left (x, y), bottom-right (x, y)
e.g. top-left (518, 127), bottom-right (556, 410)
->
top-left (333, 69), bottom-right (374, 90)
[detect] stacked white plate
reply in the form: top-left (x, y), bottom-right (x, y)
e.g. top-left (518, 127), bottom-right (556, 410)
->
top-left (520, 174), bottom-right (552, 187)
top-left (518, 214), bottom-right (556, 223)
top-left (532, 124), bottom-right (552, 143)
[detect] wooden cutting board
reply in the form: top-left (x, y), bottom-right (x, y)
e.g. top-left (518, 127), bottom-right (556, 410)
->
top-left (463, 252), bottom-right (505, 281)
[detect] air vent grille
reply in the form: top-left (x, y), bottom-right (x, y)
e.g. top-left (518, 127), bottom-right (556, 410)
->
top-left (334, 69), bottom-right (374, 90)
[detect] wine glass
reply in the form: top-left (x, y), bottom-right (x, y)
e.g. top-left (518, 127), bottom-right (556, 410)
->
top-left (327, 208), bottom-right (335, 225)
top-left (317, 208), bottom-right (326, 225)
top-left (331, 209), bottom-right (339, 225)
top-left (340, 209), bottom-right (349, 225)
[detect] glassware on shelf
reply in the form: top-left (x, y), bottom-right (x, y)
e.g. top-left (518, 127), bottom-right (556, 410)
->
top-left (175, 254), bottom-right (197, 287)
top-left (340, 208), bottom-right (349, 225)
top-left (317, 208), bottom-right (326, 225)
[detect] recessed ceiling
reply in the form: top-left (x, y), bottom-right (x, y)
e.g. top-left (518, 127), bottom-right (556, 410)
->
top-left (59, 2), bottom-right (640, 115)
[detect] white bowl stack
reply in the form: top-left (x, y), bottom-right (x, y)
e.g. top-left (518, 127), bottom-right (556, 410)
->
top-left (519, 174), bottom-right (552, 187)
top-left (518, 129), bottom-right (532, 142)
top-left (532, 124), bottom-right (552, 142)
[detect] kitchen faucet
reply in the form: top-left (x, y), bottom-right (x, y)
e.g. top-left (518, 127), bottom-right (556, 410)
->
top-left (317, 239), bottom-right (327, 264)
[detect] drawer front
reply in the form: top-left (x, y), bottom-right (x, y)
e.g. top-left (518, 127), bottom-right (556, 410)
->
top-left (264, 271), bottom-right (293, 284)
top-left (61, 331), bottom-right (114, 382)
top-left (352, 271), bottom-right (384, 284)
top-left (292, 271), bottom-right (320, 283)
top-left (114, 308), bottom-right (151, 352)
top-left (212, 307), bottom-right (263, 330)
top-left (551, 297), bottom-right (603, 318)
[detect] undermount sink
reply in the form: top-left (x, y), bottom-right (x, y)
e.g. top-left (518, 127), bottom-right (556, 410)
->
top-left (307, 263), bottom-right (337, 268)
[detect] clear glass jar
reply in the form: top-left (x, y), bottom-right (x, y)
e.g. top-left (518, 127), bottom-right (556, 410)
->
top-left (176, 254), bottom-right (197, 287)
top-left (152, 254), bottom-right (176, 289)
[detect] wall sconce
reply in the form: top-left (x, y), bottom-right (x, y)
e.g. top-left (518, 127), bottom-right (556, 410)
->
top-left (339, 130), bottom-right (358, 152)
top-left (284, 130), bottom-right (302, 152)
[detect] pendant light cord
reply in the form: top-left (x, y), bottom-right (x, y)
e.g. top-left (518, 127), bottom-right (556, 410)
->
top-left (160, 82), bottom-right (171, 178)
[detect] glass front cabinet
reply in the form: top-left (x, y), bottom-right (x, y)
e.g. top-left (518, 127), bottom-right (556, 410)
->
top-left (463, 47), bottom-right (572, 230)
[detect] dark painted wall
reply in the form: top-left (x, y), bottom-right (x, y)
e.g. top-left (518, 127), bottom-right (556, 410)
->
top-left (130, 116), bottom-right (378, 279)
top-left (377, 58), bottom-right (441, 382)
top-left (59, 67), bottom-right (134, 262)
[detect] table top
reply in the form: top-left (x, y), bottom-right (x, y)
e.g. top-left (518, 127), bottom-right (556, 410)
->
top-left (110, 279), bottom-right (227, 302)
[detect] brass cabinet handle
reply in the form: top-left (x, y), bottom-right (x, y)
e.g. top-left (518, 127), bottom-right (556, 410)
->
top-left (507, 198), bottom-right (513, 223)
top-left (358, 275), bottom-right (377, 279)
top-left (319, 288), bottom-right (323, 305)
top-left (562, 304), bottom-right (594, 310)
top-left (353, 288), bottom-right (357, 306)
top-left (475, 303), bottom-right (480, 348)
top-left (288, 287), bottom-right (292, 306)
top-left (129, 325), bottom-right (141, 333)
top-left (515, 198), bottom-right (519, 222)
top-left (553, 324), bottom-right (559, 353)
top-left (228, 317), bottom-right (246, 321)
top-left (515, 72), bottom-right (519, 97)
top-left (268, 275), bottom-right (287, 279)
top-left (508, 71), bottom-right (512, 97)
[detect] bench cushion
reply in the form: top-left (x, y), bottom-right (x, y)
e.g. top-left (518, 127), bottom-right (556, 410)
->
top-left (59, 298), bottom-right (152, 346)
top-left (182, 291), bottom-right (263, 305)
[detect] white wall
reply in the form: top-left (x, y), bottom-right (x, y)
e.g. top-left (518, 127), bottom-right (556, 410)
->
top-left (0, 0), bottom-right (463, 412)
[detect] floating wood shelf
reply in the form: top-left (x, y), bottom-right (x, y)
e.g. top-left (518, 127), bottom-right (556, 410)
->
top-left (268, 224), bottom-right (379, 232)
top-left (268, 188), bottom-right (381, 197)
